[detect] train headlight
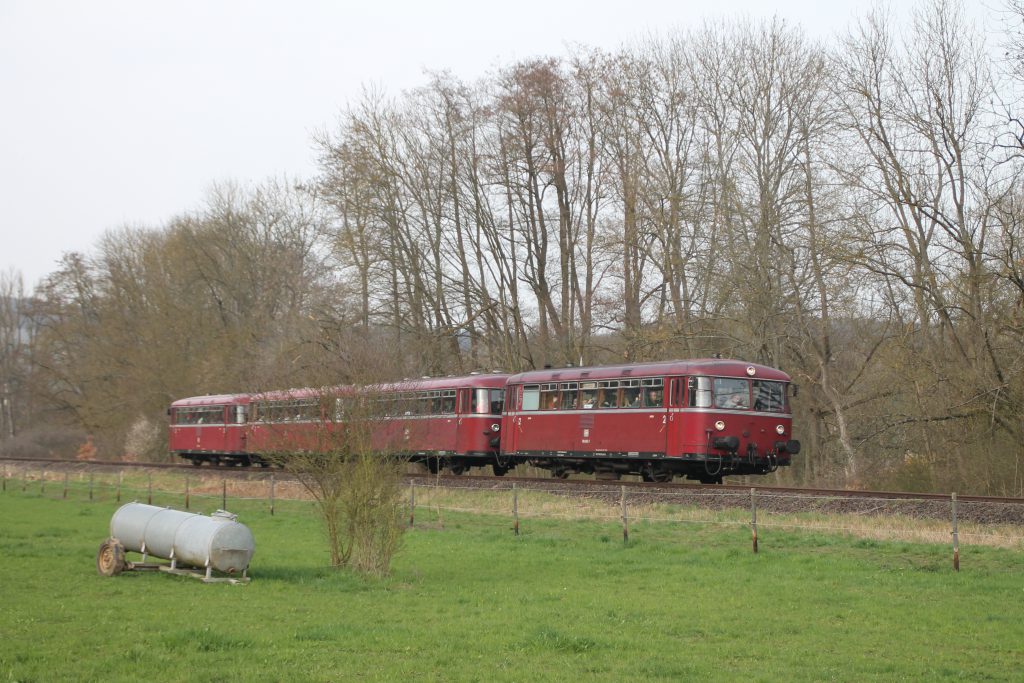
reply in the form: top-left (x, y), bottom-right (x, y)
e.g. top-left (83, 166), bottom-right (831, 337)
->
top-left (714, 420), bottom-right (726, 431)
top-left (746, 366), bottom-right (756, 376)
top-left (491, 423), bottom-right (500, 432)
top-left (776, 424), bottom-right (785, 435)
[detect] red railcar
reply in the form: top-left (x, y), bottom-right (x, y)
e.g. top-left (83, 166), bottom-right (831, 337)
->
top-left (168, 394), bottom-right (253, 466)
top-left (220, 373), bottom-right (509, 473)
top-left (500, 359), bottom-right (799, 483)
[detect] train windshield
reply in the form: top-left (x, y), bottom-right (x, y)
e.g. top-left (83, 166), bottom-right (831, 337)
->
top-left (472, 388), bottom-right (504, 415)
top-left (687, 377), bottom-right (788, 412)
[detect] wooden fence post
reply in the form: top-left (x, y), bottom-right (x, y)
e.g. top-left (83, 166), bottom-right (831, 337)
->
top-left (513, 483), bottom-right (520, 537)
top-left (185, 474), bottom-right (190, 510)
top-left (408, 484), bottom-right (415, 527)
top-left (147, 474), bottom-right (152, 505)
top-left (222, 479), bottom-right (227, 510)
top-left (40, 468), bottom-right (45, 495)
top-left (116, 471), bottom-right (123, 503)
top-left (269, 474), bottom-right (275, 516)
top-left (621, 485), bottom-right (629, 544)
top-left (751, 488), bottom-right (759, 554)
top-left (951, 492), bottom-right (960, 572)
top-left (1, 465), bottom-right (6, 492)
top-left (88, 473), bottom-right (94, 501)
top-left (62, 471), bottom-right (68, 499)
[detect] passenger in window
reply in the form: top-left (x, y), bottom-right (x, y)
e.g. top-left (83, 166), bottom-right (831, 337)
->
top-left (645, 389), bottom-right (663, 408)
top-left (719, 393), bottom-right (749, 409)
top-left (622, 388), bottom-right (641, 407)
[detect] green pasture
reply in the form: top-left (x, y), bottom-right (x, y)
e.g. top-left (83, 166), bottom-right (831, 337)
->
top-left (0, 490), bottom-right (1021, 682)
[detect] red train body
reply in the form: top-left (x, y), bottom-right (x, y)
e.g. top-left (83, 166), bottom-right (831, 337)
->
top-left (168, 359), bottom-right (799, 483)
top-left (500, 359), bottom-right (799, 483)
top-left (175, 374), bottom-right (509, 472)
top-left (168, 394), bottom-right (252, 466)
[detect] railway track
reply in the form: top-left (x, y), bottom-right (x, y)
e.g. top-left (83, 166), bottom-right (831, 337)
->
top-left (2, 455), bottom-right (1022, 506)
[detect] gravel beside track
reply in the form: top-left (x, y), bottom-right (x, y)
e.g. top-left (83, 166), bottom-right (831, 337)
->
top-left (4, 456), bottom-right (1023, 526)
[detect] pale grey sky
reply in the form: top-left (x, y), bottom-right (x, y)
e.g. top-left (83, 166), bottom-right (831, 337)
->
top-left (0, 0), bottom-right (997, 288)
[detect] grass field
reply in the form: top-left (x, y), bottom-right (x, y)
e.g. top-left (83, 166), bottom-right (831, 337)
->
top-left (1, 490), bottom-right (1022, 682)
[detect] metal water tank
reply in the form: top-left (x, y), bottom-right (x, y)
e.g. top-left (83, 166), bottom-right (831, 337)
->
top-left (109, 503), bottom-right (255, 574)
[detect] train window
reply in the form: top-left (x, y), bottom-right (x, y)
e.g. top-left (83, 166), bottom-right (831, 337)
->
top-left (642, 379), bottom-right (664, 408)
top-left (560, 383), bottom-right (578, 410)
top-left (579, 382), bottom-right (598, 409)
top-left (524, 385), bottom-right (540, 411)
top-left (752, 380), bottom-right (785, 412)
top-left (688, 377), bottom-right (712, 408)
top-left (539, 383), bottom-right (559, 410)
top-left (713, 378), bottom-right (750, 409)
top-left (620, 379), bottom-right (641, 408)
top-left (597, 380), bottom-right (619, 408)
top-left (488, 389), bottom-right (504, 414)
top-left (235, 406), bottom-right (247, 424)
top-left (441, 390), bottom-right (456, 414)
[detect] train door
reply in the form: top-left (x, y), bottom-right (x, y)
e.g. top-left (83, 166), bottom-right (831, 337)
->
top-left (502, 385), bottom-right (522, 454)
top-left (666, 376), bottom-right (685, 457)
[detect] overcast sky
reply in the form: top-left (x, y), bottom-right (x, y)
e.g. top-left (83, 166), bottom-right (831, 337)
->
top-left (0, 0), bottom-right (1001, 288)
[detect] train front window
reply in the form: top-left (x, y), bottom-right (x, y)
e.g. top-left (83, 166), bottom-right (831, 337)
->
top-left (472, 388), bottom-right (505, 414)
top-left (713, 378), bottom-right (750, 410)
top-left (753, 380), bottom-right (786, 412)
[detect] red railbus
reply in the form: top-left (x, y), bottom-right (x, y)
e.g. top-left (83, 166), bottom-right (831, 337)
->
top-left (500, 359), bottom-right (799, 483)
top-left (168, 394), bottom-right (253, 466)
top-left (187, 373), bottom-right (510, 473)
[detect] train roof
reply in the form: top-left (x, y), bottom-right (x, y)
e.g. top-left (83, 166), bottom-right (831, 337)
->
top-left (506, 359), bottom-right (791, 384)
top-left (248, 373), bottom-right (511, 402)
top-left (170, 393), bottom-right (251, 408)
top-left (378, 373), bottom-right (510, 392)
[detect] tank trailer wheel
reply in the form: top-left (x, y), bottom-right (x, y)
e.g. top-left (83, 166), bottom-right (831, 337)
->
top-left (96, 538), bottom-right (126, 577)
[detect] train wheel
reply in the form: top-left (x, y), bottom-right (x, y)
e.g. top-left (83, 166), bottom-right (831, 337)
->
top-left (551, 467), bottom-right (569, 479)
top-left (641, 469), bottom-right (673, 483)
top-left (426, 458), bottom-right (440, 475)
top-left (190, 457), bottom-right (203, 467)
top-left (492, 464), bottom-right (508, 477)
top-left (450, 463), bottom-right (467, 476)
top-left (96, 538), bottom-right (126, 577)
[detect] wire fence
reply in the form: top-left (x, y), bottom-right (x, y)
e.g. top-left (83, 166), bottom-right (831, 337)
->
top-left (4, 462), bottom-right (1023, 571)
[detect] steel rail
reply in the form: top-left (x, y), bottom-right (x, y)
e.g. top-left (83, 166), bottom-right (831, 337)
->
top-left (2, 455), bottom-right (1022, 505)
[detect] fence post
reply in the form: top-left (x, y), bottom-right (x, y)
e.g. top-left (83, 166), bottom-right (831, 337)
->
top-left (621, 485), bottom-right (629, 545)
top-left (408, 484), bottom-right (415, 527)
top-left (89, 473), bottom-right (94, 501)
top-left (222, 479), bottom-right (227, 510)
top-left (269, 474), bottom-right (275, 516)
top-left (40, 467), bottom-right (45, 495)
top-left (62, 471), bottom-right (68, 499)
top-left (951, 492), bottom-right (960, 572)
top-left (185, 474), bottom-right (190, 510)
top-left (751, 488), bottom-right (759, 554)
top-left (1, 464), bottom-right (6, 492)
top-left (116, 471), bottom-right (123, 503)
top-left (513, 483), bottom-right (520, 536)
top-left (147, 474), bottom-right (152, 505)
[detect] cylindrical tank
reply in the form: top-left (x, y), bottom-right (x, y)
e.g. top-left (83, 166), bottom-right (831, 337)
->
top-left (109, 503), bottom-right (255, 574)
